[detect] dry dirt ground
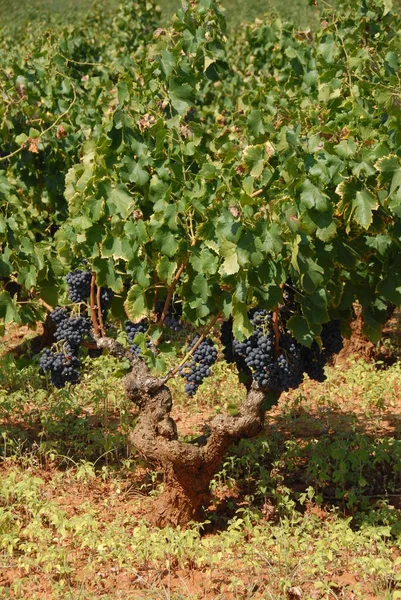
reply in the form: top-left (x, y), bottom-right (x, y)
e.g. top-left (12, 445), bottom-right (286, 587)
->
top-left (1, 322), bottom-right (401, 599)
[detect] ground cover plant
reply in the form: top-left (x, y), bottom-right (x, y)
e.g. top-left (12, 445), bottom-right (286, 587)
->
top-left (2, 0), bottom-right (401, 596)
top-left (1, 350), bottom-right (401, 599)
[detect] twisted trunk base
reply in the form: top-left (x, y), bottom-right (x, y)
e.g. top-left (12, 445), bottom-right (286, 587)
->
top-left (152, 465), bottom-right (210, 528)
top-left (97, 337), bottom-right (277, 528)
top-left (129, 378), bottom-right (272, 527)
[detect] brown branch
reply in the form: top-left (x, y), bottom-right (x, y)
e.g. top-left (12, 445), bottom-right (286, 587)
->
top-left (90, 273), bottom-right (100, 338)
top-left (202, 382), bottom-right (269, 468)
top-left (168, 312), bottom-right (221, 380)
top-left (96, 336), bottom-right (147, 371)
top-left (157, 260), bottom-right (186, 329)
top-left (82, 341), bottom-right (98, 350)
top-left (37, 297), bottom-right (54, 312)
top-left (96, 286), bottom-right (106, 337)
top-left (120, 321), bottom-right (279, 526)
top-left (272, 305), bottom-right (280, 357)
top-left (251, 188), bottom-right (264, 198)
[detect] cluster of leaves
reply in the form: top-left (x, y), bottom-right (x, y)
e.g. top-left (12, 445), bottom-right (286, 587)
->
top-left (1, 0), bottom-right (401, 354)
top-left (0, 1), bottom-right (159, 325)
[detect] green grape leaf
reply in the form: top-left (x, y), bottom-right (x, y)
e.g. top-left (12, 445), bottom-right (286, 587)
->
top-left (108, 186), bottom-right (134, 218)
top-left (0, 291), bottom-right (20, 324)
top-left (287, 314), bottom-right (316, 348)
top-left (125, 284), bottom-right (147, 320)
top-left (352, 190), bottom-right (377, 229)
top-left (301, 289), bottom-right (329, 326)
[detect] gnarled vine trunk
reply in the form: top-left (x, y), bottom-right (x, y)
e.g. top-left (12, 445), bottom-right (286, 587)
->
top-left (97, 337), bottom-right (272, 527)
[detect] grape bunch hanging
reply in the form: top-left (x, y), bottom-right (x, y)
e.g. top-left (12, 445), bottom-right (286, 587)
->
top-left (65, 269), bottom-right (92, 303)
top-left (39, 269), bottom-right (114, 388)
top-left (221, 300), bottom-right (343, 394)
top-left (179, 336), bottom-right (218, 396)
top-left (155, 299), bottom-right (182, 332)
top-left (40, 269), bottom-right (343, 397)
top-left (125, 318), bottom-right (149, 355)
top-left (124, 297), bottom-right (183, 359)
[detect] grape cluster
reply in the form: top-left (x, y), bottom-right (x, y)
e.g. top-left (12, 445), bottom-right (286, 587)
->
top-left (51, 308), bottom-right (90, 349)
top-left (40, 268), bottom-right (116, 389)
top-left (66, 267), bottom-right (114, 322)
top-left (232, 310), bottom-right (274, 382)
top-left (66, 269), bottom-right (92, 303)
top-left (300, 344), bottom-right (326, 382)
top-left (50, 306), bottom-right (69, 326)
top-left (321, 320), bottom-right (343, 356)
top-left (164, 315), bottom-right (182, 332)
top-left (231, 311), bottom-right (303, 393)
top-left (301, 320), bottom-right (343, 382)
top-left (100, 287), bottom-right (114, 319)
top-left (155, 299), bottom-right (182, 332)
top-left (125, 319), bottom-right (149, 355)
top-left (40, 306), bottom-right (91, 388)
top-left (179, 336), bottom-right (218, 396)
top-left (272, 333), bottom-right (304, 391)
top-left (220, 306), bottom-right (343, 393)
top-left (39, 346), bottom-right (80, 388)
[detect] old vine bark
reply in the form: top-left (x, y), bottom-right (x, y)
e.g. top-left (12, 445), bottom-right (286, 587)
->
top-left (97, 337), bottom-right (271, 527)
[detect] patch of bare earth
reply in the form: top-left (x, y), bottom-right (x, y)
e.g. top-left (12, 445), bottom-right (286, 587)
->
top-left (2, 320), bottom-right (401, 598)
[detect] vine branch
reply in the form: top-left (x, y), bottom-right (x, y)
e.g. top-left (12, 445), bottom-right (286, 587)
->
top-left (167, 312), bottom-right (221, 380)
top-left (37, 297), bottom-right (54, 312)
top-left (272, 305), bottom-right (280, 357)
top-left (90, 273), bottom-right (100, 338)
top-left (96, 286), bottom-right (106, 337)
top-left (157, 259), bottom-right (186, 329)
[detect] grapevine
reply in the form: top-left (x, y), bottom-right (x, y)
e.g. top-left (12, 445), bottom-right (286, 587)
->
top-left (39, 346), bottom-right (81, 389)
top-left (2, 0), bottom-right (401, 527)
top-left (178, 336), bottom-right (218, 396)
top-left (221, 304), bottom-right (343, 393)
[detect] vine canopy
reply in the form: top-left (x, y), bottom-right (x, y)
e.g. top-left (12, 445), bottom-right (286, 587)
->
top-left (1, 0), bottom-right (401, 346)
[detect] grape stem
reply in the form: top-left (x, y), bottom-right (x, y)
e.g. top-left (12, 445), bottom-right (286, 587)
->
top-left (37, 297), bottom-right (54, 312)
top-left (153, 272), bottom-right (159, 311)
top-left (90, 273), bottom-right (100, 338)
top-left (97, 286), bottom-right (106, 337)
top-left (157, 259), bottom-right (186, 330)
top-left (272, 305), bottom-right (280, 357)
top-left (167, 312), bottom-right (221, 380)
top-left (250, 188), bottom-right (264, 198)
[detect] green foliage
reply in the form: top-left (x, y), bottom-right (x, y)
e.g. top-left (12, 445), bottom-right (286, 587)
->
top-left (0, 352), bottom-right (131, 463)
top-left (0, 1), bottom-right (160, 323)
top-left (1, 0), bottom-right (401, 347)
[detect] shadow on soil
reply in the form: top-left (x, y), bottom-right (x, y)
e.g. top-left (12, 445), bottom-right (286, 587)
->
top-left (1, 336), bottom-right (401, 533)
top-left (3, 398), bottom-right (401, 532)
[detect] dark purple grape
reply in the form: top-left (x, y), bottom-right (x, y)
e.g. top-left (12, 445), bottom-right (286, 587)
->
top-left (50, 308), bottom-right (90, 349)
top-left (66, 269), bottom-right (92, 303)
top-left (125, 319), bottom-right (149, 355)
top-left (179, 337), bottom-right (218, 396)
top-left (40, 345), bottom-right (81, 388)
